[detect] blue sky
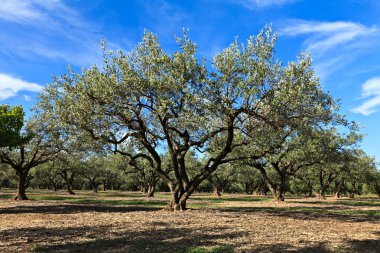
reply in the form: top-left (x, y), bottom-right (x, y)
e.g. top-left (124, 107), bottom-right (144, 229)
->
top-left (0, 0), bottom-right (379, 162)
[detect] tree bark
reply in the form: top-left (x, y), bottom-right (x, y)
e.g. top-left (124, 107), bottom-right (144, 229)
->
top-left (213, 186), bottom-right (222, 197)
top-left (92, 184), bottom-right (98, 193)
top-left (67, 185), bottom-right (76, 195)
top-left (62, 171), bottom-right (76, 195)
top-left (318, 189), bottom-right (327, 199)
top-left (273, 189), bottom-right (285, 201)
top-left (14, 170), bottom-right (29, 200)
top-left (147, 185), bottom-right (155, 197)
top-left (308, 185), bottom-right (313, 197)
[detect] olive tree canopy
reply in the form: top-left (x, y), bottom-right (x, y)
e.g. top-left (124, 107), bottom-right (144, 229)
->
top-left (38, 27), bottom-right (339, 209)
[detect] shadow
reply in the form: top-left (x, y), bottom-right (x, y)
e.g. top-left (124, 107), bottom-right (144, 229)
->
top-left (0, 203), bottom-right (161, 215)
top-left (250, 242), bottom-right (332, 253)
top-left (288, 199), bottom-right (380, 207)
top-left (0, 225), bottom-right (242, 253)
top-left (193, 196), bottom-right (271, 203)
top-left (3, 223), bottom-right (379, 253)
top-left (346, 238), bottom-right (380, 253)
top-left (213, 205), bottom-right (380, 223)
top-left (242, 238), bottom-right (380, 253)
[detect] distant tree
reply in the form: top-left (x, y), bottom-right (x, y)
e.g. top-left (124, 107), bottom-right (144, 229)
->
top-left (0, 163), bottom-right (17, 188)
top-left (0, 105), bottom-right (26, 148)
top-left (208, 163), bottom-right (236, 196)
top-left (340, 152), bottom-right (377, 198)
top-left (33, 163), bottom-right (63, 191)
top-left (81, 156), bottom-right (106, 193)
top-left (235, 165), bottom-right (268, 195)
top-left (0, 110), bottom-right (66, 200)
top-left (368, 169), bottom-right (380, 198)
top-left (56, 158), bottom-right (81, 195)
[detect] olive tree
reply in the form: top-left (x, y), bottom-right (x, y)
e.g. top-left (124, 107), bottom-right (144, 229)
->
top-left (0, 105), bottom-right (26, 148)
top-left (0, 115), bottom-right (66, 200)
top-left (38, 27), bottom-right (340, 209)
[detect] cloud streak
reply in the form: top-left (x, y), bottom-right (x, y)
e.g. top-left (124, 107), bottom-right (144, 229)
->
top-left (0, 0), bottom-right (42, 22)
top-left (231, 0), bottom-right (298, 9)
top-left (352, 77), bottom-right (380, 116)
top-left (281, 20), bottom-right (377, 56)
top-left (0, 0), bottom-right (105, 67)
top-left (0, 73), bottom-right (43, 100)
top-left (280, 20), bottom-right (379, 80)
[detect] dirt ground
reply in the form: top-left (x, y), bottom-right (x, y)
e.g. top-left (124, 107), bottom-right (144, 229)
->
top-left (0, 191), bottom-right (379, 253)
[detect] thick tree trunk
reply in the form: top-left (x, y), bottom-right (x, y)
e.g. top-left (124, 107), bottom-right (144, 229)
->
top-left (65, 178), bottom-right (75, 195)
top-left (317, 189), bottom-right (326, 199)
top-left (271, 175), bottom-right (286, 201)
top-left (147, 185), bottom-right (155, 198)
top-left (308, 185), bottom-right (313, 197)
top-left (213, 186), bottom-right (222, 197)
top-left (67, 186), bottom-right (76, 195)
top-left (273, 189), bottom-right (285, 201)
top-left (244, 183), bottom-right (254, 195)
top-left (167, 184), bottom-right (195, 211)
top-left (66, 180), bottom-right (76, 195)
top-left (60, 170), bottom-right (76, 195)
top-left (15, 170), bottom-right (28, 200)
top-left (169, 194), bottom-right (187, 210)
top-left (349, 193), bottom-right (355, 198)
top-left (334, 192), bottom-right (341, 198)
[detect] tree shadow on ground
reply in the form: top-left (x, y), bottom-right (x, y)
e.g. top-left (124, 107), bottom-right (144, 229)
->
top-left (251, 242), bottom-right (331, 253)
top-left (288, 199), bottom-right (380, 207)
top-left (2, 224), bottom-right (379, 253)
top-left (214, 206), bottom-right (380, 223)
top-left (250, 239), bottom-right (380, 253)
top-left (0, 203), bottom-right (161, 215)
top-left (0, 225), bottom-right (240, 253)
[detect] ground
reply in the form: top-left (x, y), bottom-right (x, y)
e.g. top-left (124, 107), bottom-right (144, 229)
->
top-left (0, 190), bottom-right (379, 253)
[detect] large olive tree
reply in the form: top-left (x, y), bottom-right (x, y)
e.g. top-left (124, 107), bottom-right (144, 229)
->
top-left (38, 27), bottom-right (339, 209)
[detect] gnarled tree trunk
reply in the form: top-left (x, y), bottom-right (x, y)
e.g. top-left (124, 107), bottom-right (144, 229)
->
top-left (147, 184), bottom-right (156, 198)
top-left (14, 169), bottom-right (29, 200)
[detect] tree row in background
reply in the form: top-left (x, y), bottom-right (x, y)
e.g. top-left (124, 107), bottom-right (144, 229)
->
top-left (1, 26), bottom-right (379, 208)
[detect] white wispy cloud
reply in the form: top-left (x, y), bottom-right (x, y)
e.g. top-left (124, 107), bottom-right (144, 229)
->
top-left (280, 20), bottom-right (379, 80)
top-left (23, 95), bottom-right (32, 102)
top-left (231, 0), bottom-right (298, 9)
top-left (352, 77), bottom-right (380, 116)
top-left (0, 0), bottom-right (42, 22)
top-left (0, 0), bottom-right (107, 67)
top-left (0, 73), bottom-right (43, 100)
top-left (281, 20), bottom-right (377, 56)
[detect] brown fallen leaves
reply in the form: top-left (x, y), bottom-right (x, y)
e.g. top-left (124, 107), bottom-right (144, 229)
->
top-left (0, 193), bottom-right (379, 253)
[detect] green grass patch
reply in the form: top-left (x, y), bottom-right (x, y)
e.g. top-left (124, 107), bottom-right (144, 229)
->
top-left (0, 194), bottom-right (13, 199)
top-left (335, 200), bottom-right (380, 207)
top-left (176, 246), bottom-right (234, 253)
top-left (191, 196), bottom-right (270, 203)
top-left (31, 195), bottom-right (77, 201)
top-left (282, 207), bottom-right (380, 217)
top-left (29, 194), bottom-right (166, 207)
top-left (333, 209), bottom-right (380, 216)
top-left (67, 198), bottom-right (166, 207)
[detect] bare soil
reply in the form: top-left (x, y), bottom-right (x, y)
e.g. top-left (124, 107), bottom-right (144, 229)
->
top-left (0, 191), bottom-right (379, 252)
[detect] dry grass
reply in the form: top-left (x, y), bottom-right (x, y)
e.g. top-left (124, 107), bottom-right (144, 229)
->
top-left (0, 190), bottom-right (379, 252)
